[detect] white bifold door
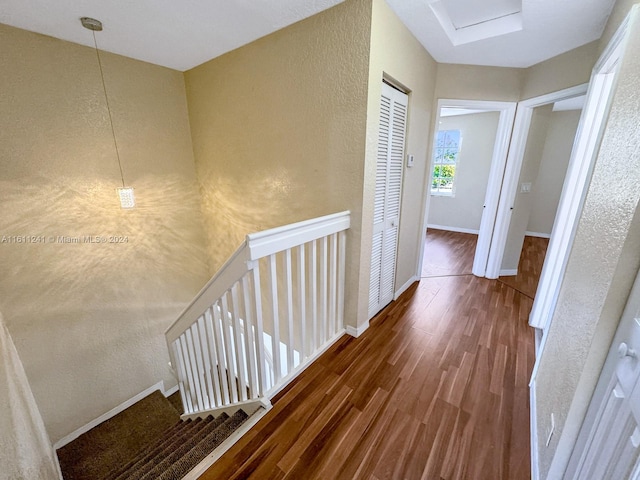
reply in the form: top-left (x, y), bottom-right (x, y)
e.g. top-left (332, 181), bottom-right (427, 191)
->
top-left (369, 81), bottom-right (408, 319)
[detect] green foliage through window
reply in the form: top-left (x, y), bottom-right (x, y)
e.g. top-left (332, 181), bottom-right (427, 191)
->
top-left (431, 130), bottom-right (460, 194)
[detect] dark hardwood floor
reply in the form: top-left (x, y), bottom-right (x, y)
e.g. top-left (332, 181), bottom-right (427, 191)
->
top-left (201, 229), bottom-right (537, 480)
top-left (422, 228), bottom-right (478, 278)
top-left (499, 235), bottom-right (549, 299)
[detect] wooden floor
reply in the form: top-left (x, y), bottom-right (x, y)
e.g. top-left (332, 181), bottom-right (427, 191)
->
top-left (422, 228), bottom-right (478, 278)
top-left (202, 230), bottom-right (537, 480)
top-left (499, 236), bottom-right (549, 299)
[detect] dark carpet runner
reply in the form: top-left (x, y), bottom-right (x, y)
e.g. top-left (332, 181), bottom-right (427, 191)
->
top-left (57, 390), bottom-right (250, 480)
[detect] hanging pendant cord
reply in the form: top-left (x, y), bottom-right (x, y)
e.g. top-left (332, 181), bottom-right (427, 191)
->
top-left (92, 30), bottom-right (126, 188)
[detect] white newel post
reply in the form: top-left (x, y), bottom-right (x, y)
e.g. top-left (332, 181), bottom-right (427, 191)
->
top-left (0, 312), bottom-right (60, 480)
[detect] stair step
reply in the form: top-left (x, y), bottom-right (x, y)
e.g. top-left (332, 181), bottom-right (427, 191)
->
top-left (108, 416), bottom-right (216, 480)
top-left (142, 409), bottom-right (249, 480)
top-left (110, 409), bottom-right (249, 480)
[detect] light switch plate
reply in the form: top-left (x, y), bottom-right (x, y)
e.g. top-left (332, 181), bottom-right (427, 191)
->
top-left (407, 154), bottom-right (414, 168)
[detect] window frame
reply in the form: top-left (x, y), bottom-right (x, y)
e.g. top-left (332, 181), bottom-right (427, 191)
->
top-left (430, 129), bottom-right (462, 196)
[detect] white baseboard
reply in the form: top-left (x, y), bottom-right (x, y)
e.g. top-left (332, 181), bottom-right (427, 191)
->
top-left (395, 275), bottom-right (419, 300)
top-left (54, 381), bottom-right (171, 450)
top-left (54, 449), bottom-right (64, 480)
top-left (530, 379), bottom-right (540, 480)
top-left (346, 323), bottom-right (369, 338)
top-left (500, 269), bottom-right (518, 276)
top-left (526, 231), bottom-right (551, 239)
top-left (427, 224), bottom-right (479, 235)
top-left (165, 383), bottom-right (179, 397)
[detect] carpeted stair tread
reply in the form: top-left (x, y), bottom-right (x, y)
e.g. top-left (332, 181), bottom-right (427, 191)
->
top-left (112, 414), bottom-right (228, 480)
top-left (105, 418), bottom-right (195, 479)
top-left (57, 390), bottom-right (181, 480)
top-left (129, 412), bottom-right (231, 479)
top-left (108, 417), bottom-right (206, 480)
top-left (143, 409), bottom-right (250, 480)
top-left (107, 417), bottom-right (212, 480)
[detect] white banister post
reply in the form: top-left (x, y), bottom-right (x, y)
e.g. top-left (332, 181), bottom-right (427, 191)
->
top-left (329, 233), bottom-right (338, 337)
top-left (267, 254), bottom-right (282, 383)
top-left (297, 244), bottom-right (306, 361)
top-left (241, 275), bottom-right (258, 398)
top-left (284, 248), bottom-right (295, 374)
top-left (251, 264), bottom-right (268, 395)
top-left (338, 230), bottom-right (346, 330)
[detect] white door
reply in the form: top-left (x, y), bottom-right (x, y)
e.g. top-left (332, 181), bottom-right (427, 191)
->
top-left (369, 82), bottom-right (408, 319)
top-left (566, 270), bottom-right (640, 478)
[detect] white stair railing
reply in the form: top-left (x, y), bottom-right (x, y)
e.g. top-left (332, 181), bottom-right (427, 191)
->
top-left (165, 211), bottom-right (350, 415)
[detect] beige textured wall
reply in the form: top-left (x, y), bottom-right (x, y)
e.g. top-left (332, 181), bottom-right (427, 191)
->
top-left (427, 112), bottom-right (500, 232)
top-left (521, 42), bottom-right (599, 100)
top-left (534, 7), bottom-right (640, 478)
top-left (360, 0), bottom-right (438, 321)
top-left (527, 110), bottom-right (582, 235)
top-left (184, 0), bottom-right (372, 329)
top-left (0, 24), bottom-right (209, 443)
top-left (435, 64), bottom-right (523, 101)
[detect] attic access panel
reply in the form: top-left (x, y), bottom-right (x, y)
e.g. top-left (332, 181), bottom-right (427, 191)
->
top-left (429, 0), bottom-right (523, 45)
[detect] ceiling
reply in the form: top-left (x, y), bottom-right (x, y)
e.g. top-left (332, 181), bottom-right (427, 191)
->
top-left (386, 0), bottom-right (616, 68)
top-left (0, 0), bottom-right (616, 71)
top-left (0, 0), bottom-right (344, 71)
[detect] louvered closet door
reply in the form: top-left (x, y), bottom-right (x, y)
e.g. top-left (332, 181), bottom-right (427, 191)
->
top-left (369, 82), bottom-right (408, 319)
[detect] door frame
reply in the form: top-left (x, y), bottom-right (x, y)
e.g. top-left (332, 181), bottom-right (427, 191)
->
top-left (528, 7), bottom-right (636, 478)
top-left (417, 99), bottom-right (516, 278)
top-left (484, 83), bottom-right (589, 282)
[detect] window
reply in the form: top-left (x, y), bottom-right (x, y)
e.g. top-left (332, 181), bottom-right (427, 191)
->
top-left (431, 129), bottom-right (461, 195)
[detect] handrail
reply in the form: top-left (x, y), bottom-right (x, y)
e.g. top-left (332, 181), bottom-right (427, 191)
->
top-left (166, 211), bottom-right (350, 343)
top-left (164, 211), bottom-right (350, 416)
top-left (166, 241), bottom-right (250, 344)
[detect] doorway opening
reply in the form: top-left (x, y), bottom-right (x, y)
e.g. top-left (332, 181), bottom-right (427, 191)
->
top-left (418, 99), bottom-right (516, 279)
top-left (496, 96), bottom-right (586, 300)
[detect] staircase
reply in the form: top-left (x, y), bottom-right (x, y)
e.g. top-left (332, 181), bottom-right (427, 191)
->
top-left (105, 409), bottom-right (249, 480)
top-left (58, 212), bottom-right (351, 479)
top-left (56, 390), bottom-right (255, 480)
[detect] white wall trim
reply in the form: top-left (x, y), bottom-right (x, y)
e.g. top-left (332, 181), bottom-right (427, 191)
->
top-left (530, 378), bottom-right (540, 480)
top-left (525, 231), bottom-right (551, 239)
top-left (499, 269), bottom-right (518, 276)
top-left (427, 224), bottom-right (479, 235)
top-left (54, 450), bottom-right (64, 480)
top-left (54, 381), bottom-right (170, 449)
top-left (346, 323), bottom-right (369, 338)
top-left (164, 383), bottom-right (179, 396)
top-left (394, 275), bottom-right (419, 300)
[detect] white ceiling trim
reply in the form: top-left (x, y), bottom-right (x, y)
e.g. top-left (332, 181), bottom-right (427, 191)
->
top-left (429, 0), bottom-right (523, 46)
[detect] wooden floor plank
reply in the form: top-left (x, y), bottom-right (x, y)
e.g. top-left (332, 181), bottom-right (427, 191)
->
top-left (201, 231), bottom-right (537, 480)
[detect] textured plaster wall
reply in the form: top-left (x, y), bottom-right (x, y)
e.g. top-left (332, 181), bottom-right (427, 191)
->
top-left (435, 64), bottom-right (523, 101)
top-left (527, 110), bottom-right (582, 235)
top-left (0, 24), bottom-right (209, 443)
top-left (521, 42), bottom-right (599, 100)
top-left (184, 0), bottom-right (372, 329)
top-left (361, 0), bottom-right (438, 321)
top-left (427, 112), bottom-right (500, 232)
top-left (535, 10), bottom-right (640, 477)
